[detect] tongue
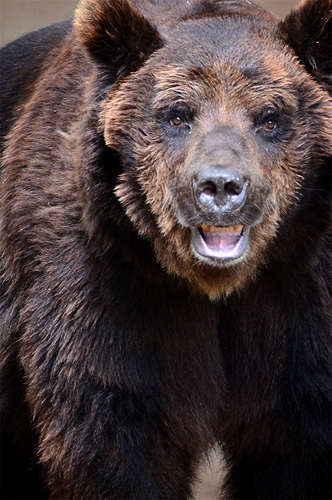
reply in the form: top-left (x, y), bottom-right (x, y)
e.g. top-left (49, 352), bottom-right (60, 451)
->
top-left (203, 231), bottom-right (241, 252)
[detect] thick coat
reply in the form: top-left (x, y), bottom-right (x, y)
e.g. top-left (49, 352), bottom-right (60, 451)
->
top-left (0, 0), bottom-right (331, 499)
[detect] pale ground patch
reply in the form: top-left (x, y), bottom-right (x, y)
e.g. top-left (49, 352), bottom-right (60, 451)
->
top-left (194, 448), bottom-right (226, 500)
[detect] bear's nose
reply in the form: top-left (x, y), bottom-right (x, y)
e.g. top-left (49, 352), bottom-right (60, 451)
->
top-left (194, 167), bottom-right (249, 211)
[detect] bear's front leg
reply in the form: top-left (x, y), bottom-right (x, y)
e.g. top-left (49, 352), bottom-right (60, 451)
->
top-left (30, 377), bottom-right (197, 500)
top-left (222, 445), bottom-right (331, 500)
top-left (17, 255), bottom-right (221, 500)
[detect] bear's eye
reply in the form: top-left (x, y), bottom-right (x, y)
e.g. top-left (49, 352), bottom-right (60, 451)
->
top-left (164, 108), bottom-right (193, 136)
top-left (262, 118), bottom-right (277, 131)
top-left (170, 115), bottom-right (184, 127)
top-left (255, 110), bottom-right (283, 141)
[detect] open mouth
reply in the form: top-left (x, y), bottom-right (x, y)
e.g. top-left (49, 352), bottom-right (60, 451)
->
top-left (191, 224), bottom-right (250, 263)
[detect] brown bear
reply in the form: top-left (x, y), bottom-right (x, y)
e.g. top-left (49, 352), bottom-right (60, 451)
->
top-left (0, 0), bottom-right (331, 499)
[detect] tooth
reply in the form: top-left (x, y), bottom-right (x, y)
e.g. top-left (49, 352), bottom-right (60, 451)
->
top-left (201, 224), bottom-right (244, 233)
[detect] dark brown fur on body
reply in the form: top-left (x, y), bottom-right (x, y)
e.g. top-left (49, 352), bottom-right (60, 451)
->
top-left (0, 0), bottom-right (331, 499)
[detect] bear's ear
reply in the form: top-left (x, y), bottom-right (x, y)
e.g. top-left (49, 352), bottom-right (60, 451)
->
top-left (75, 0), bottom-right (162, 78)
top-left (280, 0), bottom-right (332, 93)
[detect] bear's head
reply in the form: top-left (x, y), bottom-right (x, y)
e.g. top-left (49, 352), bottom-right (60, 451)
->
top-left (75, 0), bottom-right (332, 298)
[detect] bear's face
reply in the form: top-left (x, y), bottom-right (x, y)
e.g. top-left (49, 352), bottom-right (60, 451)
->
top-left (76, 0), bottom-right (332, 298)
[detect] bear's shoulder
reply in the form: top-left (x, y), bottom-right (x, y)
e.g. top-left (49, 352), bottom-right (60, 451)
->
top-left (0, 20), bottom-right (73, 148)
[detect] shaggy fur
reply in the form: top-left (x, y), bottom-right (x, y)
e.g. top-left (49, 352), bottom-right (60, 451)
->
top-left (0, 0), bottom-right (331, 499)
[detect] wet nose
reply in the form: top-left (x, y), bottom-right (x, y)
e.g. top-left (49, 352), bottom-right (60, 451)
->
top-left (194, 167), bottom-right (248, 211)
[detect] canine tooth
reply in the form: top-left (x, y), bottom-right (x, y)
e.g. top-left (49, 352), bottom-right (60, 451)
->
top-left (201, 225), bottom-right (210, 233)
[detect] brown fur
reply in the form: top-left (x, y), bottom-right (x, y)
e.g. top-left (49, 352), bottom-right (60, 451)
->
top-left (0, 1), bottom-right (331, 499)
top-left (100, 27), bottom-right (331, 297)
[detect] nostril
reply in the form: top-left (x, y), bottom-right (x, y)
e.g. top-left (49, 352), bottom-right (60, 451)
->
top-left (200, 181), bottom-right (217, 197)
top-left (224, 180), bottom-right (243, 196)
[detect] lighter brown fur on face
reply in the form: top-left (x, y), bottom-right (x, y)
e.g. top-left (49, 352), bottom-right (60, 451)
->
top-left (101, 43), bottom-right (332, 300)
